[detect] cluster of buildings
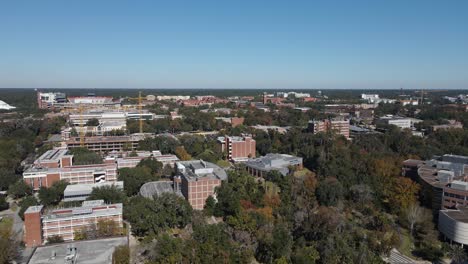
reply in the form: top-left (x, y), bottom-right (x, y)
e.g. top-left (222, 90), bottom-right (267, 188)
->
top-left (37, 91), bottom-right (119, 109)
top-left (403, 154), bottom-right (468, 247)
top-left (23, 140), bottom-right (305, 247)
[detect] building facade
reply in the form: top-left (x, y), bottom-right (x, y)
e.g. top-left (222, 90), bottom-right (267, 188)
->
top-left (217, 135), bottom-right (256, 162)
top-left (23, 149), bottom-right (117, 190)
top-left (174, 160), bottom-right (227, 210)
top-left (24, 200), bottom-right (123, 247)
top-left (439, 208), bottom-right (468, 246)
top-left (308, 118), bottom-right (350, 139)
top-left (65, 134), bottom-right (150, 152)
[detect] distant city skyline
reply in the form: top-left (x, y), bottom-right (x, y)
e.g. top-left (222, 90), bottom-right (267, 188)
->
top-left (0, 0), bottom-right (467, 89)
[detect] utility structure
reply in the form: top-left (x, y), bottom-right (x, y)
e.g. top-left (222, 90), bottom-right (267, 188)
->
top-left (127, 91), bottom-right (144, 133)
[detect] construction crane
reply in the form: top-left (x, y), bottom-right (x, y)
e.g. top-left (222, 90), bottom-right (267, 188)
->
top-left (127, 91), bottom-right (144, 134)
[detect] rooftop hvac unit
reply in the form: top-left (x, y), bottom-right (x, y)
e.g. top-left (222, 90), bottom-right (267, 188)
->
top-left (437, 170), bottom-right (454, 183)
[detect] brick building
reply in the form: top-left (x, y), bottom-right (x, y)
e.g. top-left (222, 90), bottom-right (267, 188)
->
top-left (217, 135), bottom-right (256, 162)
top-left (308, 118), bottom-right (350, 139)
top-left (23, 149), bottom-right (117, 190)
top-left (174, 160), bottom-right (227, 210)
top-left (24, 200), bottom-right (123, 247)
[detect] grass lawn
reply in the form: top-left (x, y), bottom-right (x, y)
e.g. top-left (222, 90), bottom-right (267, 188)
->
top-left (398, 228), bottom-right (413, 257)
top-left (0, 216), bottom-right (14, 238)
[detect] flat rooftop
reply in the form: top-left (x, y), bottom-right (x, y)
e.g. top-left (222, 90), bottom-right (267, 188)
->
top-left (177, 160), bottom-right (227, 181)
top-left (64, 181), bottom-right (124, 194)
top-left (36, 149), bottom-right (69, 163)
top-left (140, 181), bottom-right (183, 198)
top-left (42, 201), bottom-right (122, 222)
top-left (28, 237), bottom-right (128, 264)
top-left (441, 208), bottom-right (468, 223)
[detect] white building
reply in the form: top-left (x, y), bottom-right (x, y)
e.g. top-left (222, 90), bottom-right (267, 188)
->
top-left (277, 92), bottom-right (311, 98)
top-left (378, 115), bottom-right (421, 129)
top-left (439, 207), bottom-right (468, 246)
top-left (361, 94), bottom-right (380, 103)
top-left (0, 100), bottom-right (15, 110)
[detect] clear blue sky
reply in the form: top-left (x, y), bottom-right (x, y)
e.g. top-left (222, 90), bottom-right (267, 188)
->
top-left (0, 0), bottom-right (467, 89)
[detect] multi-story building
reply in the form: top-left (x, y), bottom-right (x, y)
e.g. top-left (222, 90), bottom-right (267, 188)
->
top-left (432, 120), bottom-right (463, 131)
top-left (245, 153), bottom-right (303, 177)
top-left (217, 135), bottom-right (256, 162)
top-left (24, 200), bottom-right (123, 247)
top-left (65, 133), bottom-right (151, 152)
top-left (361, 94), bottom-right (380, 103)
top-left (105, 150), bottom-right (179, 168)
top-left (439, 207), bottom-right (468, 246)
top-left (37, 91), bottom-right (67, 109)
top-left (403, 154), bottom-right (468, 214)
top-left (308, 118), bottom-right (350, 139)
top-left (67, 96), bottom-right (114, 105)
top-left (174, 160), bottom-right (227, 210)
top-left (377, 115), bottom-right (422, 129)
top-left (23, 149), bottom-right (118, 190)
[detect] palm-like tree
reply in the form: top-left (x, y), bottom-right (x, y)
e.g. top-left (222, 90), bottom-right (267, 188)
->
top-left (448, 245), bottom-right (467, 264)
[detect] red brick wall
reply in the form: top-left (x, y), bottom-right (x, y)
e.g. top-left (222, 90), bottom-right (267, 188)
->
top-left (45, 173), bottom-right (61, 188)
top-left (24, 210), bottom-right (43, 247)
top-left (61, 156), bottom-right (72, 167)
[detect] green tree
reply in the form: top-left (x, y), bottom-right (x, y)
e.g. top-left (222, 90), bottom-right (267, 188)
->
top-left (88, 185), bottom-right (126, 204)
top-left (8, 180), bottom-right (32, 199)
top-left (69, 147), bottom-right (103, 165)
top-left (204, 196), bottom-right (216, 216)
top-left (138, 136), bottom-right (179, 154)
top-left (118, 167), bottom-right (155, 196)
top-left (112, 245), bottom-right (130, 264)
top-left (38, 180), bottom-right (69, 206)
top-left (137, 157), bottom-right (163, 177)
top-left (46, 235), bottom-right (64, 244)
top-left (86, 118), bottom-right (100, 126)
top-left (315, 178), bottom-right (344, 206)
top-left (0, 169), bottom-right (18, 191)
top-left (124, 193), bottom-right (192, 237)
top-left (18, 195), bottom-right (38, 220)
top-left (0, 196), bottom-right (9, 211)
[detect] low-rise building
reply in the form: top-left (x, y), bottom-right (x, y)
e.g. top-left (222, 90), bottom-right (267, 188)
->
top-left (378, 115), bottom-right (422, 129)
top-left (251, 125), bottom-right (290, 134)
top-left (105, 150), bottom-right (179, 168)
top-left (432, 120), bottom-right (463, 131)
top-left (245, 153), bottom-right (303, 177)
top-left (24, 200), bottom-right (123, 247)
top-left (217, 135), bottom-right (256, 162)
top-left (63, 181), bottom-right (124, 202)
top-left (174, 160), bottom-right (227, 210)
